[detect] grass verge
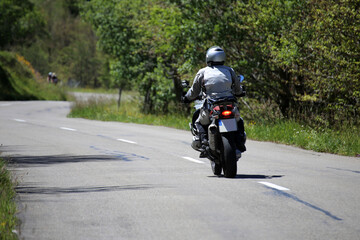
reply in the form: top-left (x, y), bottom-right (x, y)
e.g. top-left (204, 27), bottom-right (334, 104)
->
top-left (0, 158), bottom-right (18, 240)
top-left (246, 121), bottom-right (359, 156)
top-left (69, 97), bottom-right (359, 157)
top-left (66, 87), bottom-right (118, 94)
top-left (68, 98), bottom-right (191, 130)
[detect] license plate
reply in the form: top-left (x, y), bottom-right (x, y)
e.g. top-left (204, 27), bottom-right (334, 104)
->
top-left (218, 118), bottom-right (238, 132)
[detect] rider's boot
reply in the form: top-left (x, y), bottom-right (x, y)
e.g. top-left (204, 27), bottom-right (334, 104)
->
top-left (199, 132), bottom-right (209, 158)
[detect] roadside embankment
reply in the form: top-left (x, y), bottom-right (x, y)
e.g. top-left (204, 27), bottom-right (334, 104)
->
top-left (0, 51), bottom-right (66, 101)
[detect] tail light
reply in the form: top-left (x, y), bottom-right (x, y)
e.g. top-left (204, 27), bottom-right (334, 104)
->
top-left (221, 110), bottom-right (233, 118)
top-left (211, 104), bottom-right (235, 119)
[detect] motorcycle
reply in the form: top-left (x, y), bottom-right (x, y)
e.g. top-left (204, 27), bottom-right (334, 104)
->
top-left (182, 76), bottom-right (246, 178)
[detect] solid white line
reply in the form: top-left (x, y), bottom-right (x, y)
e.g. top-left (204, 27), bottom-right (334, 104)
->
top-left (14, 119), bottom-right (26, 122)
top-left (258, 182), bottom-right (290, 191)
top-left (117, 139), bottom-right (137, 144)
top-left (1, 103), bottom-right (12, 107)
top-left (182, 156), bottom-right (205, 164)
top-left (60, 127), bottom-right (77, 131)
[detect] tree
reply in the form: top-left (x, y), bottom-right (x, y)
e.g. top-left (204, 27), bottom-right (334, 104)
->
top-left (0, 0), bottom-right (45, 49)
top-left (81, 0), bottom-right (142, 105)
top-left (17, 0), bottom-right (106, 87)
top-left (295, 0), bottom-right (360, 125)
top-left (81, 0), bottom-right (359, 126)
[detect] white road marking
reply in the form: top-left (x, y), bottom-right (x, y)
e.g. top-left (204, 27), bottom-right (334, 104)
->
top-left (117, 139), bottom-right (137, 144)
top-left (258, 181), bottom-right (290, 191)
top-left (60, 127), bottom-right (77, 131)
top-left (182, 156), bottom-right (205, 164)
top-left (14, 119), bottom-right (26, 122)
top-left (1, 103), bottom-right (12, 107)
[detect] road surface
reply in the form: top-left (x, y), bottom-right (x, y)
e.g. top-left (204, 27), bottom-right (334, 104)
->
top-left (0, 101), bottom-right (359, 240)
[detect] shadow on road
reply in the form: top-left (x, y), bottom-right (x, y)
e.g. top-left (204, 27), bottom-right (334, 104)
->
top-left (16, 184), bottom-right (154, 195)
top-left (236, 174), bottom-right (283, 179)
top-left (208, 174), bottom-right (283, 179)
top-left (6, 154), bottom-right (146, 167)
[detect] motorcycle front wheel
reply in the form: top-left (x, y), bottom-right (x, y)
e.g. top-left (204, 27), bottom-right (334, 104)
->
top-left (221, 133), bottom-right (237, 178)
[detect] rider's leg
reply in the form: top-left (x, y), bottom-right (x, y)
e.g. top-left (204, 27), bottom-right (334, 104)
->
top-left (195, 108), bottom-right (211, 158)
top-left (197, 108), bottom-right (211, 145)
top-left (234, 107), bottom-right (246, 152)
top-left (195, 121), bottom-right (208, 148)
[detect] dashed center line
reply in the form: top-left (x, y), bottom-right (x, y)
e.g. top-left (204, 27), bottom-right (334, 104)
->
top-left (14, 118), bottom-right (26, 122)
top-left (182, 156), bottom-right (205, 164)
top-left (14, 119), bottom-right (26, 122)
top-left (258, 181), bottom-right (290, 191)
top-left (117, 139), bottom-right (137, 144)
top-left (60, 127), bottom-right (77, 131)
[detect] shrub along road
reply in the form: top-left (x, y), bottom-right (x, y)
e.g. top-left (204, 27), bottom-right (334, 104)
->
top-left (0, 100), bottom-right (359, 240)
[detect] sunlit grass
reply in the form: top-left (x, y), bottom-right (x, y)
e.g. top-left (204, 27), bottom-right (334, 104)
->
top-left (69, 98), bottom-right (191, 130)
top-left (246, 121), bottom-right (359, 156)
top-left (69, 96), bottom-right (359, 157)
top-left (66, 87), bottom-right (118, 94)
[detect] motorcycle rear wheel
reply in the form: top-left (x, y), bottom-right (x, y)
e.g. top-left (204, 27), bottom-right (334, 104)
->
top-left (221, 133), bottom-right (237, 178)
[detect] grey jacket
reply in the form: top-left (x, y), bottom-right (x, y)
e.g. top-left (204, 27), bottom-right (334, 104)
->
top-left (185, 65), bottom-right (243, 101)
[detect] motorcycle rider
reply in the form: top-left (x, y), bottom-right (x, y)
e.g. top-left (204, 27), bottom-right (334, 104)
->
top-left (51, 73), bottom-right (58, 85)
top-left (47, 72), bottom-right (52, 83)
top-left (182, 46), bottom-right (246, 156)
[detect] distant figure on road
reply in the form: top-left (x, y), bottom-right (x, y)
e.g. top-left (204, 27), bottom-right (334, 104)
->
top-left (51, 73), bottom-right (58, 85)
top-left (47, 72), bottom-right (52, 83)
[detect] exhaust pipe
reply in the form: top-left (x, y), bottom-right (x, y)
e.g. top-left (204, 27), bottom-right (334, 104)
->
top-left (208, 120), bottom-right (217, 151)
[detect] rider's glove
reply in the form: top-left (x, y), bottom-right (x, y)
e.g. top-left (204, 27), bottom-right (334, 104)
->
top-left (181, 96), bottom-right (191, 104)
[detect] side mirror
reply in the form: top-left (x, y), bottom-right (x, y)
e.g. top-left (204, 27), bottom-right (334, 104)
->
top-left (181, 80), bottom-right (190, 88)
top-left (238, 75), bottom-right (244, 83)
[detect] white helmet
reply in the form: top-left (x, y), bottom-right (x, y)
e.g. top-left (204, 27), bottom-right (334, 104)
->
top-left (206, 46), bottom-right (226, 65)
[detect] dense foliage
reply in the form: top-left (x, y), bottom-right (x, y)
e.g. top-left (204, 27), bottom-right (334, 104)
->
top-left (81, 0), bottom-right (359, 127)
top-left (1, 0), bottom-right (108, 88)
top-left (1, 0), bottom-right (358, 127)
top-left (0, 0), bottom-right (45, 49)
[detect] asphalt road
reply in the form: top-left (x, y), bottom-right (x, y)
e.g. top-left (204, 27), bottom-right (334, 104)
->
top-left (0, 101), bottom-right (359, 240)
